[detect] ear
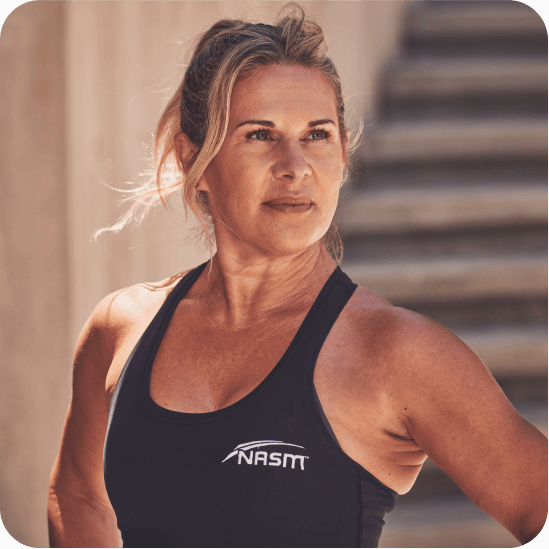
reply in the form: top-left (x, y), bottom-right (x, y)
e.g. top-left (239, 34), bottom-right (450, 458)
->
top-left (174, 133), bottom-right (209, 191)
top-left (174, 132), bottom-right (198, 168)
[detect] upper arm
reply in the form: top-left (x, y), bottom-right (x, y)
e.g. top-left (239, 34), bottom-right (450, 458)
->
top-left (49, 292), bottom-right (120, 507)
top-left (383, 310), bottom-right (547, 543)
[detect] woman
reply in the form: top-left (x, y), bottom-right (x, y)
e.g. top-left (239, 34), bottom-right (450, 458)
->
top-left (47, 3), bottom-right (547, 547)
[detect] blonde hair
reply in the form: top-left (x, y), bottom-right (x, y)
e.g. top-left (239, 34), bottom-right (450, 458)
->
top-left (96, 2), bottom-right (363, 264)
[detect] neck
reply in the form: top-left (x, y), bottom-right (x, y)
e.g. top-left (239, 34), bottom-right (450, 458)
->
top-left (195, 243), bottom-right (336, 329)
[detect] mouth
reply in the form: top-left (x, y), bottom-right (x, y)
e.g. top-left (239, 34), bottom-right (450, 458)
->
top-left (263, 196), bottom-right (314, 214)
top-left (264, 203), bottom-right (313, 213)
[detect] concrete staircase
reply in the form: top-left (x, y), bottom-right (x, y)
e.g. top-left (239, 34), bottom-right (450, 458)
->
top-left (337, 2), bottom-right (547, 546)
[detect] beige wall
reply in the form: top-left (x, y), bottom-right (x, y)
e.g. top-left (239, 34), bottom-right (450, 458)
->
top-left (0, 2), bottom-right (71, 546)
top-left (0, 2), bottom-right (406, 546)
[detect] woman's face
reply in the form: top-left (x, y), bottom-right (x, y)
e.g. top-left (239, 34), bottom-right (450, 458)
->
top-left (200, 64), bottom-right (347, 260)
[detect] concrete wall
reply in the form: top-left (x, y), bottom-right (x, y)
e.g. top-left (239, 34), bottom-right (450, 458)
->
top-left (0, 2), bottom-right (406, 546)
top-left (0, 2), bottom-right (71, 545)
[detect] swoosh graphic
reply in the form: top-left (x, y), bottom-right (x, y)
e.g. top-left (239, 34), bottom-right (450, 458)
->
top-left (236, 439), bottom-right (282, 449)
top-left (221, 441), bottom-right (306, 463)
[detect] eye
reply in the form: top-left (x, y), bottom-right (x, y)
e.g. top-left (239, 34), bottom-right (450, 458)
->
top-left (246, 130), bottom-right (271, 141)
top-left (306, 129), bottom-right (332, 141)
top-left (245, 128), bottom-right (332, 142)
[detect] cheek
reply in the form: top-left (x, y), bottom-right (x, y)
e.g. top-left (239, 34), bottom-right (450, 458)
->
top-left (321, 170), bottom-right (343, 204)
top-left (315, 150), bottom-right (344, 185)
top-left (204, 164), bottom-right (257, 220)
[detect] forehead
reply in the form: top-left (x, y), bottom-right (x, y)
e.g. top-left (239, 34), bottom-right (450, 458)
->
top-left (230, 64), bottom-right (338, 122)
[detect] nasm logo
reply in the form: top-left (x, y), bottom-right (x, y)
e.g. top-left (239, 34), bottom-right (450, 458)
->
top-left (222, 440), bottom-right (309, 470)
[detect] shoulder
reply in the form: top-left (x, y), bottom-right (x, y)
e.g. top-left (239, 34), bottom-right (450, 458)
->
top-left (75, 271), bottom-right (191, 371)
top-left (344, 286), bottom-right (511, 433)
top-left (347, 285), bottom-right (438, 331)
top-left (72, 270), bottom-right (194, 411)
top-left (343, 285), bottom-right (441, 349)
top-left (344, 286), bottom-right (485, 387)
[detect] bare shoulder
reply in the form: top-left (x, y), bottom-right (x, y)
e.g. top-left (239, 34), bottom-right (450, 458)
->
top-left (339, 286), bottom-right (433, 361)
top-left (76, 267), bottom-right (192, 408)
top-left (345, 286), bottom-right (480, 375)
top-left (337, 284), bottom-right (503, 415)
top-left (347, 285), bottom-right (443, 333)
top-left (85, 271), bottom-right (189, 353)
top-left (92, 271), bottom-right (187, 330)
top-left (345, 284), bottom-right (525, 448)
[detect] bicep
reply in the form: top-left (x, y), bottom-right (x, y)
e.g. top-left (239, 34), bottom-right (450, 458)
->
top-left (392, 323), bottom-right (547, 541)
top-left (50, 301), bottom-right (115, 506)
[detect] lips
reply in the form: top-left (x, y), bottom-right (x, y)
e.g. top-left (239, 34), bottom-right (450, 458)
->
top-left (264, 203), bottom-right (313, 213)
top-left (264, 196), bottom-right (313, 205)
top-left (263, 196), bottom-right (314, 213)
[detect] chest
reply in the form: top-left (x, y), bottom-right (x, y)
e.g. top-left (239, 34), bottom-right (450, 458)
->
top-left (150, 310), bottom-right (309, 413)
top-left (106, 296), bottom-right (424, 495)
top-left (107, 298), bottom-right (387, 423)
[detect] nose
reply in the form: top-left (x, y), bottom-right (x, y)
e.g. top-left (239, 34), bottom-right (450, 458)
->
top-left (271, 138), bottom-right (313, 182)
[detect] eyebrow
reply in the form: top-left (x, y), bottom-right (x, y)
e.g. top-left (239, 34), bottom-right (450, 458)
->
top-left (235, 118), bottom-right (336, 129)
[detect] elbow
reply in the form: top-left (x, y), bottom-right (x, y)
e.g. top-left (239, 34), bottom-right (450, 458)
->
top-left (518, 524), bottom-right (545, 545)
top-left (514, 506), bottom-right (547, 546)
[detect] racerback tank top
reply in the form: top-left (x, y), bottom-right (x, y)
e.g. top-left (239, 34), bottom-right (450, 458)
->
top-left (104, 262), bottom-right (396, 548)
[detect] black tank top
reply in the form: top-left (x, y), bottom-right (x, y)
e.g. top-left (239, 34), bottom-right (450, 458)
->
top-left (104, 262), bottom-right (396, 548)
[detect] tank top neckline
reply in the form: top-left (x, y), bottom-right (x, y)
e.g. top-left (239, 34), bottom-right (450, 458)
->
top-left (139, 261), bottom-right (349, 424)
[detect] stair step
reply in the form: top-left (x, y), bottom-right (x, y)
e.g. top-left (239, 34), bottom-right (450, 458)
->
top-left (495, 374), bottom-right (548, 404)
top-left (380, 497), bottom-right (518, 548)
top-left (385, 57), bottom-right (547, 102)
top-left (455, 326), bottom-right (548, 377)
top-left (338, 183), bottom-right (547, 235)
top-left (341, 254), bottom-right (547, 304)
top-left (353, 161), bottom-right (547, 192)
top-left (410, 296), bottom-right (546, 332)
top-left (362, 118), bottom-right (547, 165)
top-left (407, 2), bottom-right (546, 43)
top-left (343, 226), bottom-right (547, 262)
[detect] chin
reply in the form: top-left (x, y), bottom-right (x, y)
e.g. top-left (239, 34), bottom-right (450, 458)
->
top-left (258, 229), bottom-right (327, 258)
top-left (217, 214), bottom-right (331, 258)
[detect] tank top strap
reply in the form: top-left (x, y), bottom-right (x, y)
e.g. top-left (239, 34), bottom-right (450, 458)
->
top-left (292, 265), bottom-right (358, 363)
top-left (106, 261), bottom-right (209, 419)
top-left (143, 260), bottom-right (209, 346)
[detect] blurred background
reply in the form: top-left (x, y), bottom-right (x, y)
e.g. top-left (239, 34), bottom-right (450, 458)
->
top-left (0, 1), bottom-right (546, 547)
